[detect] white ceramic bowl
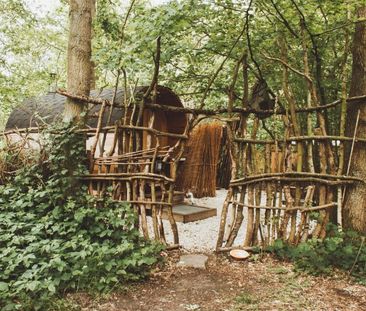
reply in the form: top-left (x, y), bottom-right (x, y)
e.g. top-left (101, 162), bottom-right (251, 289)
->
top-left (229, 249), bottom-right (250, 260)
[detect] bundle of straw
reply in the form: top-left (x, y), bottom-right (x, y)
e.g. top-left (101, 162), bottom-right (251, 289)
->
top-left (177, 121), bottom-right (223, 198)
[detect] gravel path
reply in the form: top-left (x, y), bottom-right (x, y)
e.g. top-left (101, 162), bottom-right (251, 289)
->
top-left (148, 189), bottom-right (246, 252)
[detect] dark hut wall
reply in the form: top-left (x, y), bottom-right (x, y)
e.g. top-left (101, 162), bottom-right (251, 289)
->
top-left (5, 86), bottom-right (187, 154)
top-left (5, 89), bottom-right (123, 129)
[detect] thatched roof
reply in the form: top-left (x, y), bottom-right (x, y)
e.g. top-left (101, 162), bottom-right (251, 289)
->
top-left (5, 86), bottom-right (183, 130)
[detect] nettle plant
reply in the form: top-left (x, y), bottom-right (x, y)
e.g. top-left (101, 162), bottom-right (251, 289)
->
top-left (0, 124), bottom-right (163, 310)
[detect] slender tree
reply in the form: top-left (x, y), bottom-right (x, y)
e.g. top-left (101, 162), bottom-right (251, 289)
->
top-left (343, 6), bottom-right (366, 233)
top-left (63, 0), bottom-right (94, 123)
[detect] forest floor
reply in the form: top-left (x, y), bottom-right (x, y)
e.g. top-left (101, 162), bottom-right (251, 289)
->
top-left (67, 251), bottom-right (366, 311)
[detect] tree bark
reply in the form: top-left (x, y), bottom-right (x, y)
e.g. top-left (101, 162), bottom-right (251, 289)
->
top-left (63, 0), bottom-right (94, 123)
top-left (343, 6), bottom-right (366, 233)
top-left (90, 0), bottom-right (96, 90)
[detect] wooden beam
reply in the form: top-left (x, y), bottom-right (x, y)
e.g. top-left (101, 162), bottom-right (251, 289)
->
top-left (57, 89), bottom-right (366, 116)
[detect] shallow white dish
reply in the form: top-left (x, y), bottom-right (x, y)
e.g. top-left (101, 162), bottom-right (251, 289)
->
top-left (229, 249), bottom-right (250, 260)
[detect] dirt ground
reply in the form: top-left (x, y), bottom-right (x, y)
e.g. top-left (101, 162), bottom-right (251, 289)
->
top-left (68, 251), bottom-right (366, 311)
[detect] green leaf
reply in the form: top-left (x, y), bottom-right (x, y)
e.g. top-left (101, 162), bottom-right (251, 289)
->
top-left (0, 282), bottom-right (9, 292)
top-left (48, 283), bottom-right (56, 293)
top-left (27, 281), bottom-right (38, 291)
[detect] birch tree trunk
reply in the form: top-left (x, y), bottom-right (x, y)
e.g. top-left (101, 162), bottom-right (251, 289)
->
top-left (343, 6), bottom-right (366, 233)
top-left (63, 0), bottom-right (94, 123)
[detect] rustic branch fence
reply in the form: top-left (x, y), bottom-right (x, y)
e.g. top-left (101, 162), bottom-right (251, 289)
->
top-left (54, 89), bottom-right (365, 251)
top-left (2, 87), bottom-right (365, 250)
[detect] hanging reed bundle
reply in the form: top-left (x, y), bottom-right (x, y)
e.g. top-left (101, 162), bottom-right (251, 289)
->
top-left (177, 121), bottom-right (223, 198)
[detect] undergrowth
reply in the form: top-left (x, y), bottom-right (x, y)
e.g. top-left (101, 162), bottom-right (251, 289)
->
top-left (267, 225), bottom-right (366, 283)
top-left (0, 124), bottom-right (163, 310)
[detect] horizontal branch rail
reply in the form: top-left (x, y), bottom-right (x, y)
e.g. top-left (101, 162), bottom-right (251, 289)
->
top-left (2, 126), bottom-right (187, 142)
top-left (128, 200), bottom-right (173, 207)
top-left (96, 146), bottom-right (169, 157)
top-left (231, 177), bottom-right (356, 186)
top-left (56, 89), bottom-right (366, 117)
top-left (3, 91), bottom-right (366, 138)
top-left (230, 172), bottom-right (362, 187)
top-left (79, 125), bottom-right (188, 140)
top-left (229, 201), bottom-right (337, 212)
top-left (234, 135), bottom-right (366, 144)
top-left (82, 172), bottom-right (174, 183)
top-left (231, 172), bottom-right (363, 183)
top-left (2, 127), bottom-right (45, 136)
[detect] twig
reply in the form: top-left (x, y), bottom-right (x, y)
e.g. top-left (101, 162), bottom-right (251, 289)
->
top-left (228, 53), bottom-right (246, 113)
top-left (269, 0), bottom-right (298, 38)
top-left (245, 0), bottom-right (263, 79)
top-left (199, 23), bottom-right (246, 109)
top-left (349, 237), bottom-right (365, 276)
top-left (314, 18), bottom-right (366, 37)
top-left (137, 36), bottom-right (161, 126)
top-left (263, 53), bottom-right (312, 82)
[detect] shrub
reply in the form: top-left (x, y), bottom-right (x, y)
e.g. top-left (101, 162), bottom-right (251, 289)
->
top-left (0, 125), bottom-right (163, 310)
top-left (267, 225), bottom-right (366, 283)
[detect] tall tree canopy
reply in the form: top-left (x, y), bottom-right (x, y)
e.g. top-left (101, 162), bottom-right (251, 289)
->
top-left (0, 0), bottom-right (67, 126)
top-left (2, 0), bottom-right (361, 115)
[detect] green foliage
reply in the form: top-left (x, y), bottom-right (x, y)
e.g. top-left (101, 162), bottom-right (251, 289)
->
top-left (90, 0), bottom-right (361, 143)
top-left (267, 226), bottom-right (366, 283)
top-left (0, 124), bottom-right (163, 310)
top-left (0, 0), bottom-right (67, 128)
top-left (2, 0), bottom-right (361, 139)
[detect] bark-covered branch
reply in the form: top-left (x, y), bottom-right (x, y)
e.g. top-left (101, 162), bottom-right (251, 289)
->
top-left (56, 89), bottom-right (366, 116)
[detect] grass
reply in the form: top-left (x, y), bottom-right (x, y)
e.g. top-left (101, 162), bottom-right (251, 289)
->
top-left (232, 265), bottom-right (314, 311)
top-left (232, 291), bottom-right (259, 310)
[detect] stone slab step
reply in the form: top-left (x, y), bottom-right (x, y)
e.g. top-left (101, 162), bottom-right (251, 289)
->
top-left (163, 203), bottom-right (217, 223)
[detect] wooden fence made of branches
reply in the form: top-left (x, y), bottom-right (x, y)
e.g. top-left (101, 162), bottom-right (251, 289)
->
top-left (215, 101), bottom-right (365, 252)
top-left (55, 89), bottom-right (366, 251)
top-left (3, 89), bottom-right (366, 250)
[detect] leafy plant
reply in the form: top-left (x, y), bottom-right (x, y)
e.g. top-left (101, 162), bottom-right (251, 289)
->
top-left (267, 225), bottom-right (366, 283)
top-left (0, 124), bottom-right (163, 310)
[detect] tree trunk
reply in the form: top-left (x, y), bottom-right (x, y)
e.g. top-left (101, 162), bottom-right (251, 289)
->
top-left (63, 0), bottom-right (94, 123)
top-left (343, 6), bottom-right (366, 233)
top-left (90, 0), bottom-right (96, 90)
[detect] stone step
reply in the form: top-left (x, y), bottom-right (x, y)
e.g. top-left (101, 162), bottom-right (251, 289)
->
top-left (163, 203), bottom-right (217, 223)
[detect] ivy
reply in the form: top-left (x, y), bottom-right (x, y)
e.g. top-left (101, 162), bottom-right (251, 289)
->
top-left (0, 124), bottom-right (163, 310)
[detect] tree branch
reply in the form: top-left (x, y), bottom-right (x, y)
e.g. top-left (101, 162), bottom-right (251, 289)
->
top-left (263, 53), bottom-right (313, 82)
top-left (199, 23), bottom-right (246, 109)
top-left (269, 0), bottom-right (299, 38)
